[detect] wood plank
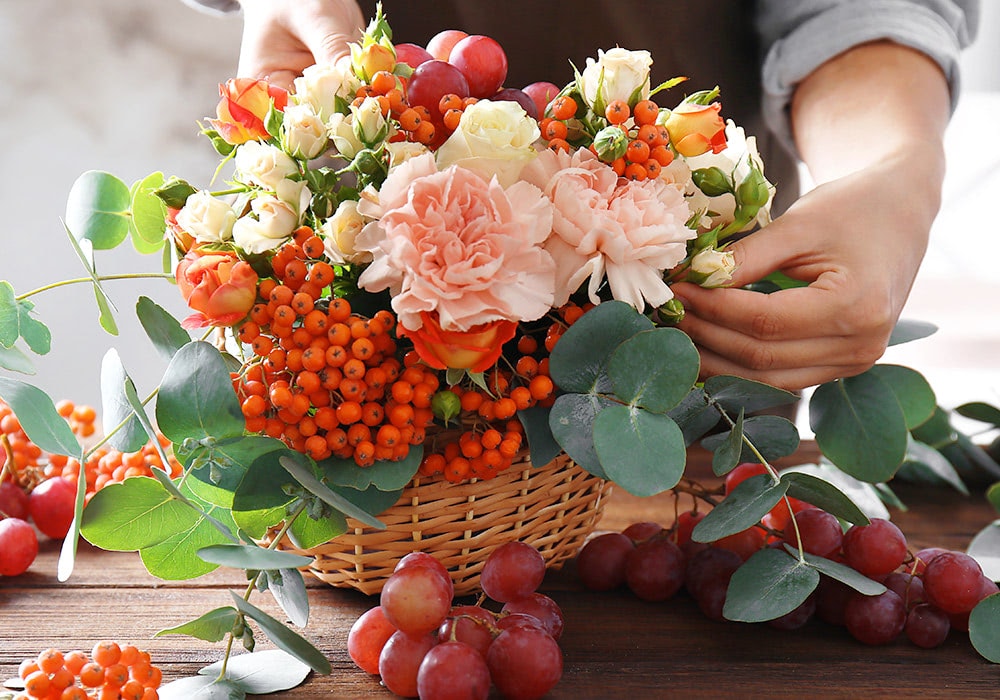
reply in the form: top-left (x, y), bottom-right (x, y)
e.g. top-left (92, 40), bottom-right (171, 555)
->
top-left (3, 445), bottom-right (999, 698)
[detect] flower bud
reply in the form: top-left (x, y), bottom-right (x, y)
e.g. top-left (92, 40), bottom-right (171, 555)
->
top-left (351, 96), bottom-right (388, 147)
top-left (155, 177), bottom-right (198, 210)
top-left (691, 167), bottom-right (733, 197)
top-left (208, 78), bottom-right (288, 145)
top-left (352, 42), bottom-right (395, 82)
top-left (592, 125), bottom-right (628, 162)
top-left (736, 161), bottom-right (771, 209)
top-left (431, 390), bottom-right (462, 425)
top-left (319, 199), bottom-right (371, 265)
top-left (657, 298), bottom-right (685, 325)
top-left (175, 190), bottom-right (237, 243)
top-left (663, 102), bottom-right (727, 157)
top-left (688, 248), bottom-right (736, 288)
top-left (282, 103), bottom-right (329, 160)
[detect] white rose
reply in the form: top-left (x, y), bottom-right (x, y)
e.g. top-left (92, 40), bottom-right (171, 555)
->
top-left (292, 58), bottom-right (359, 123)
top-left (282, 103), bottom-right (329, 160)
top-left (435, 99), bottom-right (540, 188)
top-left (385, 141), bottom-right (430, 170)
top-left (232, 181), bottom-right (311, 255)
top-left (689, 248), bottom-right (737, 288)
top-left (329, 113), bottom-right (363, 160)
top-left (319, 200), bottom-right (371, 265)
top-left (578, 48), bottom-right (652, 111)
top-left (234, 141), bottom-right (299, 190)
top-left (351, 96), bottom-right (388, 146)
top-left (175, 190), bottom-right (236, 243)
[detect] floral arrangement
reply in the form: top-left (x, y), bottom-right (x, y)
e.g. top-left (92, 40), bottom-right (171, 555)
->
top-left (1, 4), bottom-right (999, 694)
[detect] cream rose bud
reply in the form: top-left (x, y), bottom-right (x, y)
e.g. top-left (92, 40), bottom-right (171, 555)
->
top-left (329, 113), bottom-right (363, 159)
top-left (689, 248), bottom-right (737, 288)
top-left (175, 190), bottom-right (237, 243)
top-left (292, 58), bottom-right (359, 123)
top-left (234, 141), bottom-right (299, 191)
top-left (351, 96), bottom-right (388, 146)
top-left (435, 99), bottom-right (540, 188)
top-left (386, 141), bottom-right (430, 169)
top-left (232, 181), bottom-right (311, 255)
top-left (579, 48), bottom-right (652, 111)
top-left (282, 104), bottom-right (328, 160)
top-left (319, 200), bottom-right (371, 265)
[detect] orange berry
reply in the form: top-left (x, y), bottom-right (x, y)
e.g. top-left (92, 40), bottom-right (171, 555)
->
top-left (442, 108), bottom-right (463, 132)
top-left (550, 95), bottom-right (577, 120)
top-left (546, 137), bottom-right (570, 153)
top-left (36, 648), bottom-right (65, 675)
top-left (529, 374), bottom-right (554, 401)
top-left (493, 397), bottom-right (517, 420)
top-left (542, 119), bottom-right (568, 141)
top-left (79, 663), bottom-right (105, 688)
top-left (91, 642), bottom-right (121, 668)
top-left (626, 139), bottom-right (650, 164)
top-left (515, 356), bottom-right (539, 378)
top-left (63, 651), bottom-right (88, 675)
top-left (604, 99), bottom-right (630, 125)
top-left (633, 99), bottom-right (660, 126)
top-left (397, 107), bottom-right (422, 131)
top-left (624, 162), bottom-right (646, 180)
top-left (23, 670), bottom-right (50, 698)
top-left (650, 144), bottom-right (674, 167)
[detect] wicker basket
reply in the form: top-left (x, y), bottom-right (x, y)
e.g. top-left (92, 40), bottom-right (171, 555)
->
top-left (276, 452), bottom-right (611, 596)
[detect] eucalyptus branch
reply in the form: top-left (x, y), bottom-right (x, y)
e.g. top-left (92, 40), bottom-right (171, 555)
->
top-left (705, 394), bottom-right (779, 482)
top-left (16, 273), bottom-right (175, 301)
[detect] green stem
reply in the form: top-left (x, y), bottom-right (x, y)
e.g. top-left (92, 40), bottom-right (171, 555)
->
top-left (16, 273), bottom-right (174, 301)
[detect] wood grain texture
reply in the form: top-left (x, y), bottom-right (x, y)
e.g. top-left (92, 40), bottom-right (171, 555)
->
top-left (3, 444), bottom-right (998, 698)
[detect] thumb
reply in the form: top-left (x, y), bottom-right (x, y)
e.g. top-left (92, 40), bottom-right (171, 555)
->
top-left (723, 216), bottom-right (804, 289)
top-left (290, 0), bottom-right (366, 64)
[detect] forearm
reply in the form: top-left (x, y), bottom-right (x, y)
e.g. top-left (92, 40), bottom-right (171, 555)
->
top-left (791, 41), bottom-right (950, 202)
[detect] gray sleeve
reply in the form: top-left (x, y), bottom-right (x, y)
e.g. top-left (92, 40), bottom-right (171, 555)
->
top-left (181, 0), bottom-right (241, 15)
top-left (756, 0), bottom-right (980, 152)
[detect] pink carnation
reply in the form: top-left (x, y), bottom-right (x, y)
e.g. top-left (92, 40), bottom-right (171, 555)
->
top-left (356, 153), bottom-right (555, 332)
top-left (521, 149), bottom-right (695, 309)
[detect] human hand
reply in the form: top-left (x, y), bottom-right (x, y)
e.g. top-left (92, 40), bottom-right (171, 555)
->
top-left (672, 153), bottom-right (938, 391)
top-left (235, 0), bottom-right (365, 89)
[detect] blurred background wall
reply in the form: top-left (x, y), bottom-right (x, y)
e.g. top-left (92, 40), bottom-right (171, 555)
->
top-left (1, 1), bottom-right (998, 424)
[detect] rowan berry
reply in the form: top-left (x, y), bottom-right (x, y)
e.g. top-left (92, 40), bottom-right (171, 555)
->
top-left (633, 99), bottom-right (660, 126)
top-left (551, 95), bottom-right (577, 120)
top-left (78, 663), bottom-right (105, 688)
top-left (605, 99), bottom-right (630, 124)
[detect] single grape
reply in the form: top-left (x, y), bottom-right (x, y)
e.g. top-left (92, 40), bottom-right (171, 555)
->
top-left (448, 35), bottom-right (508, 98)
top-left (521, 81), bottom-right (560, 118)
top-left (480, 541), bottom-right (545, 603)
top-left (492, 88), bottom-right (538, 119)
top-left (487, 626), bottom-right (562, 700)
top-left (905, 603), bottom-right (951, 648)
top-left (501, 593), bottom-right (564, 640)
top-left (439, 613), bottom-right (494, 660)
top-left (672, 510), bottom-right (706, 550)
top-left (684, 546), bottom-right (742, 598)
top-left (624, 538), bottom-right (685, 602)
top-left (378, 630), bottom-right (437, 698)
top-left (393, 42), bottom-right (432, 69)
top-left (724, 462), bottom-right (768, 494)
top-left (495, 612), bottom-right (546, 633)
top-left (425, 29), bottom-right (468, 61)
top-left (380, 564), bottom-right (453, 635)
top-left (575, 531), bottom-right (632, 591)
top-left (911, 546), bottom-right (948, 575)
top-left (28, 476), bottom-right (76, 539)
top-left (417, 641), bottom-right (491, 700)
top-left (712, 525), bottom-right (767, 561)
top-left (782, 508), bottom-right (842, 558)
top-left (621, 521), bottom-right (662, 543)
top-left (347, 605), bottom-right (397, 675)
top-left (842, 518), bottom-right (908, 578)
top-left (844, 589), bottom-right (906, 645)
top-left (0, 517), bottom-right (38, 576)
top-left (923, 551), bottom-right (985, 614)
top-left (694, 576), bottom-right (731, 622)
top-left (0, 480), bottom-right (30, 520)
top-left (406, 60), bottom-right (470, 116)
top-left (395, 551), bottom-right (454, 599)
top-left (883, 572), bottom-right (926, 610)
top-left (767, 594), bottom-right (816, 631)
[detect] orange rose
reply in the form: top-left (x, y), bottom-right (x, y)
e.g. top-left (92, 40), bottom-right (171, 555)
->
top-left (664, 102), bottom-right (727, 157)
top-left (208, 78), bottom-right (289, 145)
top-left (401, 312), bottom-right (517, 373)
top-left (175, 248), bottom-right (258, 329)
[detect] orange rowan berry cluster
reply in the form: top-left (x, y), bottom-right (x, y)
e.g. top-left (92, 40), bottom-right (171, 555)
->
top-left (540, 97), bottom-right (674, 181)
top-left (234, 227), bottom-right (437, 467)
top-left (15, 641), bottom-right (162, 700)
top-left (416, 302), bottom-right (587, 483)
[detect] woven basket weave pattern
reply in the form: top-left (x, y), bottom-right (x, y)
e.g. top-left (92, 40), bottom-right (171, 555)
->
top-left (279, 453), bottom-right (611, 595)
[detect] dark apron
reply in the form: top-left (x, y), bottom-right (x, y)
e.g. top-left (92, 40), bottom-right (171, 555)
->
top-left (359, 0), bottom-right (798, 214)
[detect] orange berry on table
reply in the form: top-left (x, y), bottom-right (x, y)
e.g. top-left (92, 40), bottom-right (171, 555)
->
top-left (78, 662), bottom-right (105, 688)
top-left (23, 670), bottom-right (50, 698)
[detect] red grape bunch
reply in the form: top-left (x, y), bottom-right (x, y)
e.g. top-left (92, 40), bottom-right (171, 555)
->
top-left (347, 541), bottom-right (564, 699)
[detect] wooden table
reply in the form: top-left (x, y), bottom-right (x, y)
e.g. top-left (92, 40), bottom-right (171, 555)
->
top-left (3, 447), bottom-right (999, 698)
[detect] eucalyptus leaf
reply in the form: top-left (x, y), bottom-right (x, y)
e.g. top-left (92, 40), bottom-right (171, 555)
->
top-left (197, 544), bottom-right (313, 571)
top-left (955, 401), bottom-right (1000, 428)
top-left (518, 406), bottom-right (561, 467)
top-left (0, 280), bottom-right (20, 348)
top-left (711, 409), bottom-right (744, 476)
top-left (703, 375), bottom-right (799, 416)
top-left (723, 548), bottom-right (819, 622)
top-left (867, 364), bottom-right (936, 429)
top-left (280, 453), bottom-right (384, 528)
top-left (593, 404), bottom-right (686, 496)
top-left (548, 300), bottom-right (653, 394)
top-left (80, 476), bottom-right (198, 547)
top-left (667, 387), bottom-right (720, 446)
top-left (139, 509), bottom-right (233, 580)
top-left (701, 415), bottom-right (799, 464)
top-left (319, 445), bottom-right (421, 491)
top-left (229, 594), bottom-right (331, 675)
top-left (0, 378), bottom-right (80, 456)
top-left (967, 521), bottom-right (1000, 582)
top-left (797, 551), bottom-right (886, 595)
top-left (265, 568), bottom-right (311, 628)
top-left (988, 483), bottom-right (1000, 513)
top-left (780, 471), bottom-right (869, 525)
top-left (898, 438), bottom-right (969, 495)
top-left (199, 649), bottom-right (313, 694)
top-left (969, 594), bottom-right (1000, 663)
top-left (62, 223), bottom-right (120, 335)
top-left (548, 392), bottom-right (616, 479)
top-left (129, 172), bottom-right (169, 253)
top-left (156, 341), bottom-right (245, 443)
top-left (888, 318), bottom-right (937, 346)
top-left (287, 507), bottom-right (348, 550)
top-left (0, 343), bottom-right (35, 374)
top-left (692, 473), bottom-right (786, 543)
top-left (137, 296), bottom-right (190, 361)
top-left (57, 460), bottom-right (89, 582)
top-left (100, 349), bottom-right (147, 453)
top-left (65, 170), bottom-right (131, 250)
top-left (157, 675), bottom-right (245, 700)
top-left (781, 463), bottom-right (889, 521)
top-left (809, 370), bottom-right (908, 482)
top-left (185, 435), bottom-right (290, 509)
top-left (606, 328), bottom-right (699, 412)
top-left (155, 607), bottom-right (240, 642)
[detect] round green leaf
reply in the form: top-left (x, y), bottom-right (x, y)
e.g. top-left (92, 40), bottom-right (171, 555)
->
top-left (129, 172), bottom-right (169, 254)
top-left (809, 370), bottom-right (908, 482)
top-left (0, 343), bottom-right (36, 374)
top-left (799, 551), bottom-right (885, 595)
top-left (288, 508), bottom-right (348, 550)
top-left (667, 387), bottom-right (720, 445)
top-left (868, 364), bottom-right (936, 429)
top-left (157, 674), bottom-right (244, 700)
top-left (701, 414), bottom-right (799, 464)
top-left (199, 649), bottom-right (313, 695)
top-left (549, 300), bottom-right (653, 394)
top-left (319, 445), bottom-right (421, 491)
top-left (780, 471), bottom-right (869, 525)
top-left (156, 607), bottom-right (240, 643)
top-left (888, 318), bottom-right (937, 346)
top-left (692, 473), bottom-right (786, 543)
top-left (967, 521), bottom-right (1000, 582)
top-left (0, 377), bottom-right (80, 456)
top-left (80, 476), bottom-right (195, 551)
top-left (593, 404), bottom-right (685, 496)
top-left (517, 406), bottom-right (561, 467)
top-left (955, 401), bottom-right (1000, 428)
top-left (703, 375), bottom-right (799, 415)
top-left (548, 392), bottom-right (616, 478)
top-left (969, 593), bottom-right (1000, 663)
top-left (157, 341), bottom-right (245, 442)
top-left (607, 328), bottom-right (699, 412)
top-left (723, 548), bottom-right (819, 623)
top-left (65, 170), bottom-right (131, 250)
